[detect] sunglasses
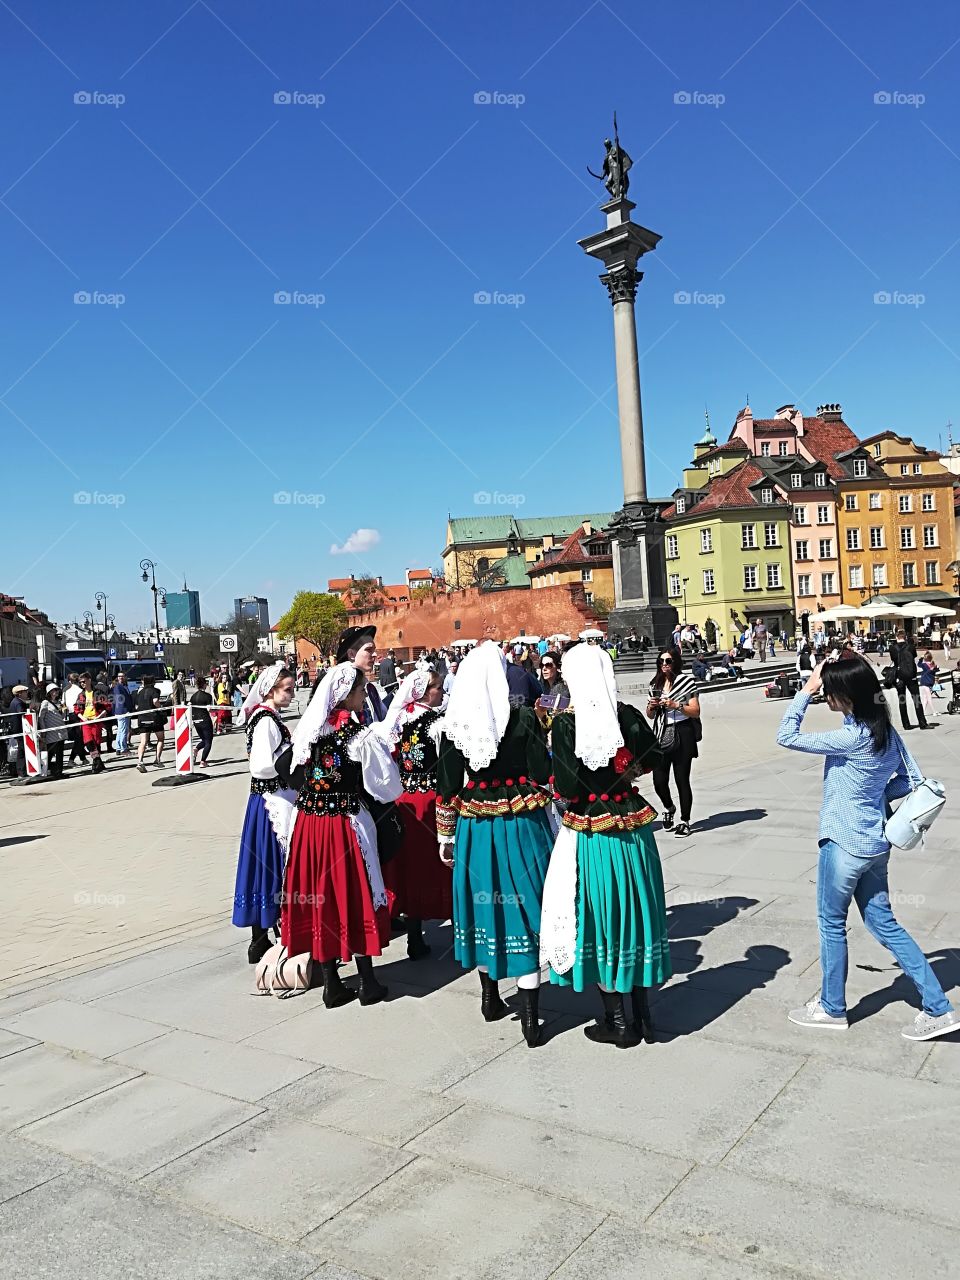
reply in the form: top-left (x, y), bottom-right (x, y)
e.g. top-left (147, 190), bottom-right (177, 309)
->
top-left (541, 661), bottom-right (555, 668)
top-left (659, 657), bottom-right (674, 665)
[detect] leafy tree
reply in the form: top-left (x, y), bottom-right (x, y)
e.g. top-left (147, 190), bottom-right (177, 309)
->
top-left (590, 595), bottom-right (614, 620)
top-left (348, 574), bottom-right (386, 612)
top-left (275, 592), bottom-right (347, 658)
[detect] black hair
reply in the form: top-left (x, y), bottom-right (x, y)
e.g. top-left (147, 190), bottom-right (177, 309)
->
top-left (821, 656), bottom-right (890, 753)
top-left (651, 646), bottom-right (683, 695)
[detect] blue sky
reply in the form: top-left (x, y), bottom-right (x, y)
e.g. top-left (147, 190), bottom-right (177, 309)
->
top-left (3, 1), bottom-right (959, 630)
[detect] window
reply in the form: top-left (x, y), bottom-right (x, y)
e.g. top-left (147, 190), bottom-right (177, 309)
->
top-left (668, 573), bottom-right (681, 598)
top-left (741, 523), bottom-right (756, 549)
top-left (794, 505), bottom-right (808, 525)
top-left (872, 564), bottom-right (887, 587)
top-left (700, 527), bottom-right (712, 553)
top-left (760, 441), bottom-right (770, 457)
top-left (853, 458), bottom-right (867, 477)
top-left (869, 526), bottom-right (884, 549)
top-left (702, 568), bottom-right (715, 593)
top-left (817, 505), bottom-right (831, 524)
top-left (584, 591), bottom-right (594, 604)
top-left (922, 493), bottom-right (934, 512)
top-left (666, 534), bottom-right (678, 559)
top-left (580, 568), bottom-right (593, 582)
top-left (795, 539), bottom-right (810, 560)
top-left (846, 528), bottom-right (862, 551)
top-left (764, 522), bottom-right (779, 547)
top-left (845, 494), bottom-right (858, 511)
top-left (766, 563), bottom-right (782, 589)
top-left (898, 494), bottom-right (912, 513)
top-left (797, 573), bottom-right (812, 596)
top-left (815, 472), bottom-right (826, 487)
top-left (849, 564), bottom-right (864, 589)
top-left (900, 464), bottom-right (909, 476)
top-left (821, 572), bottom-right (836, 595)
top-left (873, 443), bottom-right (882, 457)
top-left (476, 557), bottom-right (489, 575)
top-left (743, 565), bottom-right (758, 590)
top-left (925, 561), bottom-right (940, 585)
top-left (902, 562), bottom-right (916, 587)
top-left (923, 525), bottom-right (938, 548)
top-left (790, 472), bottom-right (802, 489)
top-left (900, 527), bottom-right (915, 550)
top-left (778, 441), bottom-right (789, 456)
top-left (869, 492), bottom-right (882, 510)
top-left (819, 538), bottom-right (833, 558)
top-left (760, 487), bottom-right (773, 504)
top-left (676, 497), bottom-right (686, 514)
top-left (913, 463), bottom-right (922, 474)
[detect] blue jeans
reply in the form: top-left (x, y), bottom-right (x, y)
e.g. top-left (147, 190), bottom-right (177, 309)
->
top-left (817, 839), bottom-right (951, 1018)
top-left (115, 713), bottom-right (130, 753)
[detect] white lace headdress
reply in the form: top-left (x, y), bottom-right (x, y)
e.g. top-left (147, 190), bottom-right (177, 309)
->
top-left (441, 640), bottom-right (509, 771)
top-left (379, 666), bottom-right (434, 746)
top-left (237, 661), bottom-right (286, 727)
top-left (561, 642), bottom-right (624, 770)
top-left (291, 662), bottom-right (361, 767)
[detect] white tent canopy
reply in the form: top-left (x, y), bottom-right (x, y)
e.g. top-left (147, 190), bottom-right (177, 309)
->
top-left (549, 633), bottom-right (572, 642)
top-left (815, 604), bottom-right (859, 622)
top-left (511, 634), bottom-right (541, 643)
top-left (579, 628), bottom-right (605, 639)
top-left (897, 601), bottom-right (955, 619)
top-left (855, 600), bottom-right (906, 619)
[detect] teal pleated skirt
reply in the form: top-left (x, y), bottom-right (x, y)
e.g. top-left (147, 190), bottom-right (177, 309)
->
top-left (550, 825), bottom-right (672, 993)
top-left (452, 808), bottom-right (554, 980)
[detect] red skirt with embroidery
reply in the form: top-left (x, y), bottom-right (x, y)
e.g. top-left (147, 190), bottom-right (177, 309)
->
top-left (281, 812), bottom-right (392, 963)
top-left (383, 790), bottom-right (453, 922)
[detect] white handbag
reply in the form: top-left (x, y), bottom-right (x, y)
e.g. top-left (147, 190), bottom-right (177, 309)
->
top-left (884, 740), bottom-right (946, 850)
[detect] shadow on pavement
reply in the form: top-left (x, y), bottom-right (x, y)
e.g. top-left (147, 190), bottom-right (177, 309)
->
top-left (694, 808), bottom-right (767, 831)
top-left (848, 948), bottom-right (960, 1024)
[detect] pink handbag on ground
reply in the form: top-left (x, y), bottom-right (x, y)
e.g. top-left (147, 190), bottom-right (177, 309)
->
top-left (254, 943), bottom-right (313, 998)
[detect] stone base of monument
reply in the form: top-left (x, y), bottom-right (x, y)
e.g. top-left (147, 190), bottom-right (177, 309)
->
top-left (606, 505), bottom-right (678, 648)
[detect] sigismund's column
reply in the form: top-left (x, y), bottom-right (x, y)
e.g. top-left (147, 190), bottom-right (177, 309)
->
top-left (579, 170), bottom-right (677, 645)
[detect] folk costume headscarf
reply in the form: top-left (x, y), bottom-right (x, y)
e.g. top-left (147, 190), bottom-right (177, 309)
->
top-left (441, 640), bottom-right (510, 771)
top-left (562, 643), bottom-right (624, 771)
top-left (291, 662), bottom-right (359, 768)
top-left (237, 661), bottom-right (286, 727)
top-left (379, 666), bottom-right (434, 747)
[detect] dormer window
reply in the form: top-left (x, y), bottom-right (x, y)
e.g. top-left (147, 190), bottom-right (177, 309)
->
top-left (853, 458), bottom-right (867, 478)
top-left (814, 472), bottom-right (826, 487)
top-left (676, 496), bottom-right (686, 513)
top-left (873, 443), bottom-right (882, 458)
top-left (790, 473), bottom-right (802, 489)
top-left (760, 442), bottom-right (771, 457)
top-left (760, 487), bottom-right (773, 504)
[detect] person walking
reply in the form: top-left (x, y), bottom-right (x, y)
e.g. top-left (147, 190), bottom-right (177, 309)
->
top-left (889, 630), bottom-right (930, 731)
top-left (171, 670), bottom-right (187, 706)
top-left (378, 648), bottom-right (399, 697)
top-left (7, 684), bottom-right (30, 779)
top-left (135, 676), bottom-right (165, 771)
top-left (646, 649), bottom-right (701, 838)
top-left (943, 628), bottom-right (953, 664)
top-left (778, 656), bottom-right (959, 1041)
top-left (754, 617), bottom-right (768, 662)
top-left (540, 644), bottom-right (671, 1047)
top-left (76, 674), bottom-right (108, 774)
top-left (38, 684), bottom-right (69, 778)
top-left (113, 672), bottom-right (135, 757)
top-left (918, 651), bottom-right (939, 721)
top-left (63, 672), bottom-right (85, 766)
top-left (190, 676), bottom-right (215, 767)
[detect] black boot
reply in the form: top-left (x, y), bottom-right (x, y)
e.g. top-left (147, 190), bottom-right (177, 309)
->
top-left (247, 926), bottom-right (272, 965)
top-left (584, 990), bottom-right (641, 1048)
top-left (355, 955), bottom-right (389, 1005)
top-left (321, 960), bottom-right (356, 1008)
top-left (478, 970), bottom-right (508, 1021)
top-left (631, 986), bottom-right (656, 1044)
top-left (517, 985), bottom-right (542, 1047)
top-left (406, 918), bottom-right (431, 960)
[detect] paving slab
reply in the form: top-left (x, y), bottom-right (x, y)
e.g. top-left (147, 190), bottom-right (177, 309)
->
top-left (112, 1028), bottom-right (317, 1101)
top-left (49, 942), bottom-right (219, 1001)
top-left (651, 1164), bottom-right (960, 1277)
top-left (303, 1155), bottom-right (603, 1278)
top-left (146, 1110), bottom-right (411, 1241)
top-left (553, 1218), bottom-right (793, 1279)
top-left (724, 1061), bottom-right (960, 1226)
top-left (0, 1043), bottom-right (137, 1131)
top-left (0, 1166), bottom-right (319, 1279)
top-left (450, 1033), bottom-right (803, 1164)
top-left (21, 1074), bottom-right (260, 1177)
top-left (0, 1135), bottom-right (72, 1204)
top-left (407, 1101), bottom-right (691, 1215)
top-left (0, 1027), bottom-right (38, 1060)
top-left (0, 998), bottom-right (166, 1057)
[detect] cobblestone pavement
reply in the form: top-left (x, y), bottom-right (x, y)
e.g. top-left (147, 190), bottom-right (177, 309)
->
top-left (2, 684), bottom-right (959, 1278)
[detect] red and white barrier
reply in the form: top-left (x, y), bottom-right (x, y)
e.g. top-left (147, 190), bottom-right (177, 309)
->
top-left (21, 713), bottom-right (41, 777)
top-left (173, 706), bottom-right (193, 776)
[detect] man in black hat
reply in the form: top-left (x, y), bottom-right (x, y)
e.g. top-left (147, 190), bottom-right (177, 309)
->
top-left (335, 625), bottom-right (385, 724)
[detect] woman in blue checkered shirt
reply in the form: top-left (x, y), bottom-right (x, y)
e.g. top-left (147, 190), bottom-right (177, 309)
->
top-left (777, 655), bottom-right (958, 1042)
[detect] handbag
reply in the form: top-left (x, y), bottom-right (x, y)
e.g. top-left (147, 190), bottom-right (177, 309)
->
top-left (652, 710), bottom-right (676, 754)
top-left (366, 797), bottom-right (404, 865)
top-left (884, 740), bottom-right (946, 850)
top-left (254, 943), bottom-right (313, 998)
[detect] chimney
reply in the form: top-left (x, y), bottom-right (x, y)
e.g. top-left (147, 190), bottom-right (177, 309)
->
top-left (542, 534), bottom-right (554, 551)
top-left (581, 520), bottom-right (592, 536)
top-left (816, 403), bottom-right (844, 422)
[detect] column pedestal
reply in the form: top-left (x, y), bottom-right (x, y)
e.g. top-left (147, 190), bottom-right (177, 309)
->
top-left (606, 501), bottom-right (677, 644)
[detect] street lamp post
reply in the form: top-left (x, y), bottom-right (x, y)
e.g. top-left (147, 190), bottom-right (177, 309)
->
top-left (682, 578), bottom-right (689, 624)
top-left (82, 610), bottom-right (95, 643)
top-left (139, 560), bottom-right (167, 642)
top-left (95, 591), bottom-right (109, 658)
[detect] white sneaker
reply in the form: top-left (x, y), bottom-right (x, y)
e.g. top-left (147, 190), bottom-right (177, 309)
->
top-left (901, 1009), bottom-right (960, 1041)
top-left (788, 998), bottom-right (849, 1030)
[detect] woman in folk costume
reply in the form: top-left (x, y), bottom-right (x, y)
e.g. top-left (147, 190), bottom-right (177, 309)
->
top-left (232, 663), bottom-right (298, 964)
top-left (378, 665), bottom-right (452, 960)
top-left (436, 640), bottom-right (554, 1047)
top-left (283, 661), bottom-right (402, 1008)
top-left (540, 643), bottom-right (671, 1048)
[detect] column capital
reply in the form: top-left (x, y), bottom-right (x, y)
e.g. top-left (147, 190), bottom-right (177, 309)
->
top-left (599, 267), bottom-right (642, 306)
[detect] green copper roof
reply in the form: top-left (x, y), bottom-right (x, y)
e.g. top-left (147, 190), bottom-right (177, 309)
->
top-left (447, 511), bottom-right (617, 546)
top-left (482, 552), bottom-right (533, 590)
top-left (697, 428), bottom-right (717, 446)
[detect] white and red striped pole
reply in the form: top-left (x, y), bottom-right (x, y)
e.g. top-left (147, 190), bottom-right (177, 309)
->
top-left (21, 712), bottom-right (40, 778)
top-left (173, 706), bottom-right (193, 776)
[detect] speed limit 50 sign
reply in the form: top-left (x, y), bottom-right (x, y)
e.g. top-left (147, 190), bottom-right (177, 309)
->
top-left (219, 634), bottom-right (238, 653)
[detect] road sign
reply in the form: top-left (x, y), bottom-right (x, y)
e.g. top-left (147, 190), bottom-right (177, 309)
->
top-left (126, 649), bottom-right (138, 659)
top-left (219, 634), bottom-right (238, 653)
top-left (154, 644), bottom-right (165, 657)
top-left (108, 647), bottom-right (117, 659)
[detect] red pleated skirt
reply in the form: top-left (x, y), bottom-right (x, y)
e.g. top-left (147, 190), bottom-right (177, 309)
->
top-left (281, 812), bottom-right (392, 963)
top-left (383, 790), bottom-right (453, 922)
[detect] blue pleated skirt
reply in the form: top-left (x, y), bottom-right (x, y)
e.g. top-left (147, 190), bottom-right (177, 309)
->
top-left (232, 792), bottom-right (284, 930)
top-left (452, 807), bottom-right (554, 980)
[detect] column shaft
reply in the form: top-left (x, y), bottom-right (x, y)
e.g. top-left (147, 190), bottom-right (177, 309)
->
top-left (611, 299), bottom-right (646, 505)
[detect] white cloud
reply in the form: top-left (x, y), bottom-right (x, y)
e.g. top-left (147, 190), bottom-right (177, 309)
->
top-left (330, 527), bottom-right (381, 556)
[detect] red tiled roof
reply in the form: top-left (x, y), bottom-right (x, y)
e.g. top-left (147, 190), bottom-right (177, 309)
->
top-left (327, 578), bottom-right (353, 591)
top-left (752, 419), bottom-right (795, 432)
top-left (667, 461), bottom-right (779, 519)
top-left (799, 416), bottom-right (861, 479)
top-left (407, 569), bottom-right (433, 580)
top-left (696, 440), bottom-right (750, 462)
top-left (529, 525), bottom-right (611, 573)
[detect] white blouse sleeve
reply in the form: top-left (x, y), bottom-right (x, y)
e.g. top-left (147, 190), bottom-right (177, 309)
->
top-left (249, 717), bottom-right (283, 780)
top-left (347, 725), bottom-right (402, 802)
